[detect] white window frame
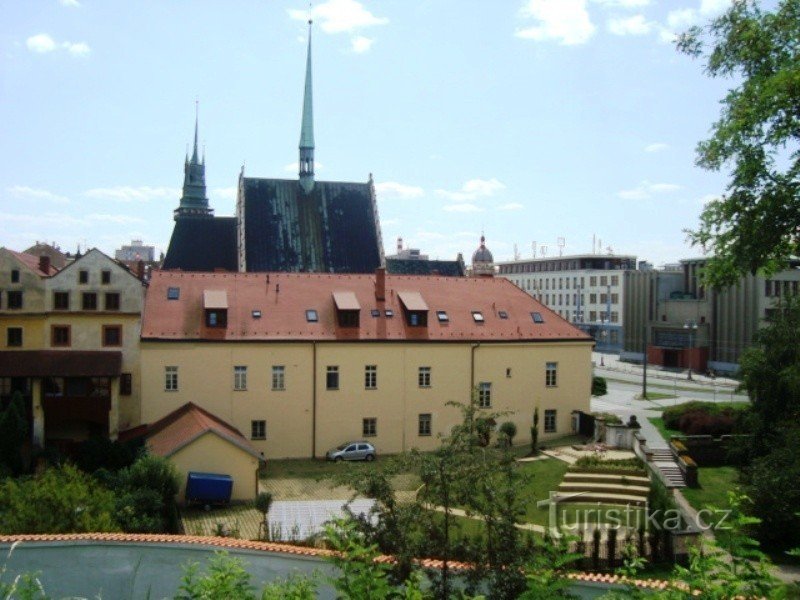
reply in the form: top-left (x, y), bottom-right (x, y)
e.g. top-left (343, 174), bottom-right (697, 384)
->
top-left (165, 366), bottom-right (178, 391)
top-left (418, 366), bottom-right (431, 388)
top-left (363, 417), bottom-right (377, 437)
top-left (271, 365), bottom-right (285, 391)
top-left (478, 382), bottom-right (492, 408)
top-left (544, 409), bottom-right (557, 433)
top-left (234, 366), bottom-right (247, 391)
top-left (545, 362), bottom-right (558, 387)
top-left (418, 413), bottom-right (432, 436)
top-left (365, 365), bottom-right (377, 390)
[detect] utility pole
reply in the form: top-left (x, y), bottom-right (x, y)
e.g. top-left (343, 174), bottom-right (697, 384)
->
top-left (642, 323), bottom-right (648, 399)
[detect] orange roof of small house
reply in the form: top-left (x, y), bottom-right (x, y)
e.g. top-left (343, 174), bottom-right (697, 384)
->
top-left (145, 402), bottom-right (261, 459)
top-left (6, 249), bottom-right (58, 276)
top-left (142, 270), bottom-right (593, 343)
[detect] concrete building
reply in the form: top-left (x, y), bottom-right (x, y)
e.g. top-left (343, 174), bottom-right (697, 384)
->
top-left (386, 237), bottom-right (466, 277)
top-left (139, 269), bottom-right (594, 459)
top-left (115, 239), bottom-right (156, 263)
top-left (623, 258), bottom-right (800, 374)
top-left (0, 248), bottom-right (145, 455)
top-left (496, 254), bottom-right (637, 353)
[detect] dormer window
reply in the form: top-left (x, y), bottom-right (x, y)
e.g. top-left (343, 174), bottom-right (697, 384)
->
top-left (333, 291), bottom-right (361, 328)
top-left (203, 290), bottom-right (228, 329)
top-left (398, 291), bottom-right (429, 327)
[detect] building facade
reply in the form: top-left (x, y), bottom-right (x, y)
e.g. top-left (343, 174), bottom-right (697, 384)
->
top-left (496, 254), bottom-right (637, 352)
top-left (0, 248), bottom-right (144, 455)
top-left (140, 270), bottom-right (594, 459)
top-left (623, 258), bottom-right (800, 374)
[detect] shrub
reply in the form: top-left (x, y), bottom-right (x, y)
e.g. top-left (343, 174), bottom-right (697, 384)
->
top-left (113, 454), bottom-right (179, 533)
top-left (76, 436), bottom-right (140, 473)
top-left (0, 391), bottom-right (28, 475)
top-left (591, 376), bottom-right (608, 396)
top-left (573, 455), bottom-right (646, 473)
top-left (498, 421), bottom-right (517, 447)
top-left (593, 412), bottom-right (622, 425)
top-left (663, 401), bottom-right (748, 435)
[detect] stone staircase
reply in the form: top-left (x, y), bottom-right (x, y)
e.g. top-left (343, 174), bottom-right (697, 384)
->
top-left (555, 471), bottom-right (650, 507)
top-left (650, 448), bottom-right (687, 488)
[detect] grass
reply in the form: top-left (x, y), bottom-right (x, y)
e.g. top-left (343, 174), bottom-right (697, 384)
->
top-left (640, 392), bottom-right (678, 401)
top-left (263, 457), bottom-right (384, 479)
top-left (682, 466), bottom-right (739, 512)
top-left (517, 458), bottom-right (571, 526)
top-left (605, 376), bottom-right (748, 398)
top-left (648, 416), bottom-right (680, 443)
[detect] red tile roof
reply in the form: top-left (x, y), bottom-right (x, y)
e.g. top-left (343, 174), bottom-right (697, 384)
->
top-left (143, 271), bottom-right (593, 343)
top-left (0, 533), bottom-right (675, 592)
top-left (145, 402), bottom-right (261, 459)
top-left (7, 249), bottom-right (58, 276)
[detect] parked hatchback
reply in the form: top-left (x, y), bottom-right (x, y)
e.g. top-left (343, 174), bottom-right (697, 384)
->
top-left (326, 441), bottom-right (376, 462)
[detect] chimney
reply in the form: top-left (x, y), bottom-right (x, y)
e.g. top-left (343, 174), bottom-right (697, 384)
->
top-left (39, 254), bottom-right (50, 274)
top-left (136, 260), bottom-right (145, 281)
top-left (375, 267), bottom-right (386, 301)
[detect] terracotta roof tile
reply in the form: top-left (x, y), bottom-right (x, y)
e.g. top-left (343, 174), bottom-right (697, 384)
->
top-left (142, 271), bottom-right (593, 343)
top-left (8, 249), bottom-right (58, 276)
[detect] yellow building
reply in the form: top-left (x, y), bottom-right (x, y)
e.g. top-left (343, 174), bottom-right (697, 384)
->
top-left (0, 248), bottom-right (145, 454)
top-left (141, 269), bottom-right (593, 459)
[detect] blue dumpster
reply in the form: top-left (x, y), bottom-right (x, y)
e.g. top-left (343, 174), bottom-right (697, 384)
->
top-left (185, 472), bottom-right (233, 506)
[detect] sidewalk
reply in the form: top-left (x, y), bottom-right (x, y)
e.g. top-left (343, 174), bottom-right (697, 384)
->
top-left (592, 351), bottom-right (739, 389)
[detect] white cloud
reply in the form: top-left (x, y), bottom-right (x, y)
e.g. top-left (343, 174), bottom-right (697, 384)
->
top-left (698, 193), bottom-right (720, 207)
top-left (288, 0), bottom-right (388, 34)
top-left (59, 0), bottom-right (81, 6)
top-left (350, 36), bottom-right (374, 53)
top-left (85, 213), bottom-right (145, 224)
top-left (700, 0), bottom-right (732, 16)
top-left (515, 0), bottom-right (595, 46)
top-left (607, 14), bottom-right (653, 36)
top-left (436, 178), bottom-right (505, 201)
top-left (7, 185), bottom-right (69, 204)
top-left (661, 1), bottom-right (732, 42)
top-left (84, 186), bottom-right (179, 203)
top-left (63, 41), bottom-right (90, 57)
top-left (442, 203), bottom-right (484, 213)
top-left (644, 142), bottom-right (669, 153)
top-left (375, 181), bottom-right (424, 199)
top-left (617, 180), bottom-right (681, 200)
top-left (26, 33), bottom-right (90, 56)
top-left (26, 34), bottom-right (56, 54)
top-left (592, 0), bottom-right (650, 7)
top-left (283, 161), bottom-right (324, 173)
top-left (666, 7), bottom-right (696, 29)
top-left (498, 202), bottom-right (525, 211)
top-left (213, 187), bottom-right (237, 201)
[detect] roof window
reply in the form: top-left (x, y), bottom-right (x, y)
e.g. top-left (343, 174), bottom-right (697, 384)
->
top-left (498, 310), bottom-right (508, 319)
top-left (531, 312), bottom-right (544, 323)
top-left (385, 309), bottom-right (394, 318)
top-left (306, 309), bottom-right (318, 322)
top-left (436, 310), bottom-right (449, 323)
top-left (472, 311), bottom-right (485, 323)
top-left (371, 309), bottom-right (380, 317)
top-left (167, 287), bottom-right (180, 300)
top-left (252, 310), bottom-right (262, 319)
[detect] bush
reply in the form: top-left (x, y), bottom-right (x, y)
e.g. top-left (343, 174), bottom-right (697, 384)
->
top-left (662, 401), bottom-right (748, 435)
top-left (573, 455), bottom-right (646, 473)
top-left (0, 391), bottom-right (28, 475)
top-left (0, 464), bottom-right (118, 534)
top-left (114, 454), bottom-right (180, 533)
top-left (593, 412), bottom-right (622, 425)
top-left (498, 421), bottom-right (517, 447)
top-left (76, 436), bottom-right (140, 474)
top-left (591, 376), bottom-right (608, 396)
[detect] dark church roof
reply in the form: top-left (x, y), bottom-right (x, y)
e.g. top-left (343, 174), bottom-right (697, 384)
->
top-left (162, 217), bottom-right (237, 272)
top-left (240, 177), bottom-right (382, 273)
top-left (386, 257), bottom-right (466, 277)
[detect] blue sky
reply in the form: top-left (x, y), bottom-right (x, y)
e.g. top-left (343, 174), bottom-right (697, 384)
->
top-left (0, 0), bottom-right (743, 266)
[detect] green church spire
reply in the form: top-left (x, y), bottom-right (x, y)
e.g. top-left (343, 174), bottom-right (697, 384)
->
top-left (299, 19), bottom-right (315, 194)
top-left (175, 101), bottom-right (213, 220)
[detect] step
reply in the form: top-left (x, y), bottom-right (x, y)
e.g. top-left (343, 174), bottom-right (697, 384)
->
top-left (558, 483), bottom-right (650, 497)
top-left (554, 491), bottom-right (647, 507)
top-left (563, 472), bottom-right (650, 485)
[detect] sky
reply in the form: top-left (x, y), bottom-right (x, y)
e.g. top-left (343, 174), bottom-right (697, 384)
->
top-left (0, 0), bottom-right (747, 267)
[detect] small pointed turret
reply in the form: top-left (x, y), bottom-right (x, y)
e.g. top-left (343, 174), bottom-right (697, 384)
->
top-left (174, 102), bottom-right (213, 220)
top-left (298, 19), bottom-right (315, 194)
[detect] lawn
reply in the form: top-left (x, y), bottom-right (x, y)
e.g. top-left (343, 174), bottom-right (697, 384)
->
top-left (648, 416), bottom-right (680, 442)
top-left (517, 458), bottom-right (571, 526)
top-left (682, 466), bottom-right (739, 512)
top-left (641, 392), bottom-right (677, 401)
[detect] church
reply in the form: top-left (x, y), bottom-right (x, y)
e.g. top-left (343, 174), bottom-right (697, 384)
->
top-left (163, 23), bottom-right (384, 274)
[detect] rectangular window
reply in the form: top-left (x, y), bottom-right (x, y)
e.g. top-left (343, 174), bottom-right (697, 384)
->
top-left (105, 293), bottom-right (120, 311)
top-left (546, 362), bottom-right (558, 387)
top-left (498, 310), bottom-right (508, 319)
top-left (418, 366), bottom-right (431, 388)
top-left (544, 409), bottom-right (557, 433)
top-left (363, 417), bottom-right (377, 437)
top-left (418, 413), bottom-right (432, 436)
top-left (478, 382), bottom-right (492, 408)
top-left (82, 292), bottom-right (97, 310)
top-left (7, 291), bottom-right (22, 310)
top-left (51, 325), bottom-right (70, 347)
top-left (79, 270), bottom-right (89, 284)
top-left (436, 310), bottom-right (449, 322)
top-left (326, 366), bottom-right (339, 390)
top-left (610, 312), bottom-right (619, 323)
top-left (611, 293), bottom-right (619, 304)
top-left (251, 420), bottom-right (266, 440)
top-left (600, 276), bottom-right (608, 286)
top-left (10, 269), bottom-right (19, 283)
top-left (365, 365), bottom-right (377, 390)
top-left (611, 275), bottom-right (619, 286)
top-left (234, 366), bottom-right (247, 391)
top-left (120, 373), bottom-right (132, 396)
top-left (165, 366), bottom-right (178, 391)
top-left (384, 309), bottom-right (394, 318)
top-left (370, 309), bottom-right (380, 317)
top-left (589, 310), bottom-right (597, 321)
top-left (531, 312), bottom-right (544, 324)
top-left (271, 365), bottom-right (285, 391)
top-left (167, 287), bottom-right (180, 300)
top-left (102, 325), bottom-right (122, 347)
top-left (206, 309), bottom-right (227, 328)
top-left (6, 327), bottom-right (22, 347)
top-left (54, 291), bottom-right (69, 310)
top-left (589, 276), bottom-right (597, 287)
top-left (471, 311), bottom-right (484, 323)
top-left (101, 270), bottom-right (111, 284)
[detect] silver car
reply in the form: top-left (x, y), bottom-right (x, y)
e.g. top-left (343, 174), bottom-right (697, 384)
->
top-left (326, 441), bottom-right (376, 462)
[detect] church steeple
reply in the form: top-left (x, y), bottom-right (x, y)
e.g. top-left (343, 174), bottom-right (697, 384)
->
top-left (175, 102), bottom-right (213, 220)
top-left (298, 19), bottom-right (315, 194)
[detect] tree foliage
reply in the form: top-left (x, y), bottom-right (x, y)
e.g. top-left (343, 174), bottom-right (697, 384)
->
top-left (0, 391), bottom-right (28, 476)
top-left (112, 454), bottom-right (180, 533)
top-left (678, 0), bottom-right (800, 286)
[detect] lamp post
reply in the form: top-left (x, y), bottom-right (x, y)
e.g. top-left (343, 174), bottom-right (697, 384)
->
top-left (642, 322), bottom-right (648, 399)
top-left (683, 320), bottom-right (698, 380)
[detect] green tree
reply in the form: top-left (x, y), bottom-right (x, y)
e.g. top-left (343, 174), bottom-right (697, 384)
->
top-left (530, 408), bottom-right (540, 456)
top-left (678, 0), bottom-right (800, 286)
top-left (0, 390), bottom-right (28, 476)
top-left (114, 454), bottom-right (180, 533)
top-left (591, 376), bottom-right (607, 397)
top-left (498, 421), bottom-right (517, 448)
top-left (177, 551), bottom-right (255, 600)
top-left (0, 464), bottom-right (118, 534)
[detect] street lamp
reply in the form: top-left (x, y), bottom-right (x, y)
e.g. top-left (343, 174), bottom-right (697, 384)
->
top-left (683, 320), bottom-right (698, 380)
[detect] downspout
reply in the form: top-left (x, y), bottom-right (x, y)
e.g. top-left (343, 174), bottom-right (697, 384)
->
top-left (312, 341), bottom-right (317, 458)
top-left (470, 342), bottom-right (480, 393)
